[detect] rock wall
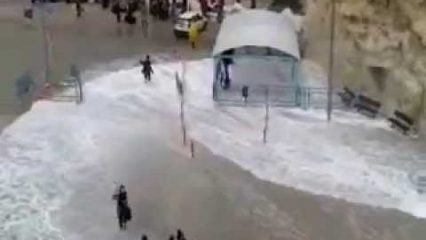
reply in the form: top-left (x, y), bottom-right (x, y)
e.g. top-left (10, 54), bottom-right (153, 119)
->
top-left (304, 0), bottom-right (426, 134)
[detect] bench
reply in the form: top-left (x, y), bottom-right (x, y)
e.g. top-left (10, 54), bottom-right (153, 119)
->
top-left (353, 95), bottom-right (382, 118)
top-left (387, 110), bottom-right (414, 135)
top-left (337, 87), bottom-right (356, 107)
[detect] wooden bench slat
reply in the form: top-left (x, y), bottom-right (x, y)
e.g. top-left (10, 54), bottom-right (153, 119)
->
top-left (394, 110), bottom-right (414, 126)
top-left (358, 95), bottom-right (381, 108)
top-left (388, 118), bottom-right (410, 134)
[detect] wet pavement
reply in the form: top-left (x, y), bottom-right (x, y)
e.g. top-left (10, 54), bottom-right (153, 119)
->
top-left (0, 0), bottom-right (219, 129)
top-left (3, 2), bottom-right (426, 240)
top-left (55, 120), bottom-right (426, 240)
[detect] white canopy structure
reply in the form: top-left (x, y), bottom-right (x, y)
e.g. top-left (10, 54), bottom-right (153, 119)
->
top-left (212, 9), bottom-right (300, 60)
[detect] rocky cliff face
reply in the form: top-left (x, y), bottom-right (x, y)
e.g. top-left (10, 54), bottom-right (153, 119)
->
top-left (304, 0), bottom-right (426, 134)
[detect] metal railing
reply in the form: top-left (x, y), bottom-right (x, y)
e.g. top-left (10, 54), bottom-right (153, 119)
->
top-left (214, 83), bottom-right (345, 109)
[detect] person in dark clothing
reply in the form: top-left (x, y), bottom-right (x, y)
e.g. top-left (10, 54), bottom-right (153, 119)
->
top-left (102, 0), bottom-right (110, 9)
top-left (242, 85), bottom-right (249, 103)
top-left (125, 7), bottom-right (137, 25)
top-left (221, 49), bottom-right (234, 89)
top-left (75, 0), bottom-right (83, 18)
top-left (150, 0), bottom-right (159, 18)
top-left (128, 0), bottom-right (139, 12)
top-left (163, 0), bottom-right (170, 20)
top-left (112, 184), bottom-right (130, 229)
top-left (141, 234), bottom-right (148, 240)
top-left (169, 235), bottom-right (175, 240)
top-left (112, 2), bottom-right (123, 23)
top-left (140, 55), bottom-right (154, 82)
top-left (176, 229), bottom-right (186, 240)
top-left (158, 0), bottom-right (167, 20)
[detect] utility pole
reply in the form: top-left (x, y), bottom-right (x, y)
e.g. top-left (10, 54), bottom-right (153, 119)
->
top-left (327, 0), bottom-right (336, 122)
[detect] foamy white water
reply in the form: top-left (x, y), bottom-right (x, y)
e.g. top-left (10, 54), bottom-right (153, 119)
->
top-left (1, 58), bottom-right (426, 239)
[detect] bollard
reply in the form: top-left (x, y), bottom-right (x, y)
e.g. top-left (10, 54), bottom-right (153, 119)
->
top-left (190, 140), bottom-right (195, 158)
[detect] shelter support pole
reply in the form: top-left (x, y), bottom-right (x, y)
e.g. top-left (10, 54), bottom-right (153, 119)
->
top-left (263, 87), bottom-right (270, 144)
top-left (213, 57), bottom-right (218, 100)
top-left (327, 0), bottom-right (336, 122)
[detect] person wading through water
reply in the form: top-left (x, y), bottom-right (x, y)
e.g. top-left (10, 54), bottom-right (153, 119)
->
top-left (140, 55), bottom-right (154, 82)
top-left (112, 184), bottom-right (132, 229)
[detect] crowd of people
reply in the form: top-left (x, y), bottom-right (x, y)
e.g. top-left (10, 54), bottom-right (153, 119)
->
top-left (78, 0), bottom-right (187, 24)
top-left (29, 0), bottom-right (186, 23)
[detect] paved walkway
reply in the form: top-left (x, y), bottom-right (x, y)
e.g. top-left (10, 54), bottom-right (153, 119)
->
top-left (0, 1), bottom-right (218, 129)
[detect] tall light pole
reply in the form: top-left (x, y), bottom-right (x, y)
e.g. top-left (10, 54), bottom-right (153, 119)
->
top-left (327, 0), bottom-right (336, 122)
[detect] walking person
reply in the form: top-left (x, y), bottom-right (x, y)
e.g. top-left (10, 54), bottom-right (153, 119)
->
top-left (75, 0), bottom-right (83, 18)
top-left (188, 23), bottom-right (199, 49)
top-left (112, 184), bottom-right (131, 230)
top-left (102, 0), bottom-right (110, 9)
top-left (140, 55), bottom-right (154, 82)
top-left (242, 85), bottom-right (249, 103)
top-left (112, 1), bottom-right (123, 23)
top-left (176, 229), bottom-right (186, 240)
top-left (221, 49), bottom-right (234, 87)
top-left (124, 4), bottom-right (137, 25)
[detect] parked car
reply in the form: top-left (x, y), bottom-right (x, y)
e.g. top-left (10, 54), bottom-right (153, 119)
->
top-left (174, 11), bottom-right (208, 38)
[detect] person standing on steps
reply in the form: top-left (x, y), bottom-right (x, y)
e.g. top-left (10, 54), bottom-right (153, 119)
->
top-left (140, 55), bottom-right (154, 82)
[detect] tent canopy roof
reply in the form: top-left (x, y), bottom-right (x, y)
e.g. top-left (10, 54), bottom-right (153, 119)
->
top-left (212, 10), bottom-right (300, 60)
